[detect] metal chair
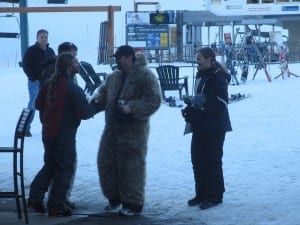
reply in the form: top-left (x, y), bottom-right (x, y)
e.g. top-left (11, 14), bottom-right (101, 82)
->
top-left (0, 108), bottom-right (33, 224)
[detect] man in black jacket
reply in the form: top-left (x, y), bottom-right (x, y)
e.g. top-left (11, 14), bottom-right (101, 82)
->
top-left (22, 29), bottom-right (56, 137)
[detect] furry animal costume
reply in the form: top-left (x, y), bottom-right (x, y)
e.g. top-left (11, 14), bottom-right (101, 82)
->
top-left (93, 53), bottom-right (161, 211)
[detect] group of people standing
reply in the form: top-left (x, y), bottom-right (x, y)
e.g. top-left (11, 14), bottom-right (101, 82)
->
top-left (22, 28), bottom-right (231, 218)
top-left (22, 29), bottom-right (162, 217)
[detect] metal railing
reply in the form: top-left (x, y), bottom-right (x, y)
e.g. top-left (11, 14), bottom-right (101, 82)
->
top-left (98, 41), bottom-right (300, 65)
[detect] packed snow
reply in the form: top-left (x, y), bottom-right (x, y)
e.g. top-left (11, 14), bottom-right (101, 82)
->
top-left (1, 62), bottom-right (300, 225)
top-left (1, 1), bottom-right (300, 224)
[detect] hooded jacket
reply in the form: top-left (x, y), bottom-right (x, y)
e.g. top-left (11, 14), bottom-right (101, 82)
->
top-left (191, 63), bottom-right (232, 133)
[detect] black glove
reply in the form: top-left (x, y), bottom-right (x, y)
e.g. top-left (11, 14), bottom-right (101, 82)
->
top-left (181, 106), bottom-right (202, 124)
top-left (182, 106), bottom-right (202, 124)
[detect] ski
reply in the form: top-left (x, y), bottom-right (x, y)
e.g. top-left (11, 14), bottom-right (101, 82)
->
top-left (229, 93), bottom-right (251, 104)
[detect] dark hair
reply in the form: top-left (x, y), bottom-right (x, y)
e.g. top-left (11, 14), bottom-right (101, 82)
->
top-left (198, 47), bottom-right (227, 74)
top-left (198, 47), bottom-right (216, 62)
top-left (112, 45), bottom-right (136, 62)
top-left (36, 29), bottom-right (48, 38)
top-left (47, 52), bottom-right (74, 105)
top-left (58, 42), bottom-right (78, 54)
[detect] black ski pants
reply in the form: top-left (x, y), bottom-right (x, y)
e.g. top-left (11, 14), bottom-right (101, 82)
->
top-left (29, 137), bottom-right (76, 209)
top-left (191, 132), bottom-right (225, 202)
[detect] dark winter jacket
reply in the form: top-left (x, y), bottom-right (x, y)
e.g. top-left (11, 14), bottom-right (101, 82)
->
top-left (40, 57), bottom-right (56, 85)
top-left (35, 76), bottom-right (96, 140)
top-left (22, 42), bottom-right (56, 81)
top-left (188, 63), bottom-right (232, 133)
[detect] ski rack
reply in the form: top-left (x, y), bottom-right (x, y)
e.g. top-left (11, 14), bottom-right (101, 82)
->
top-left (241, 30), bottom-right (272, 82)
top-left (224, 30), bottom-right (240, 85)
top-left (235, 29), bottom-right (251, 83)
top-left (251, 40), bottom-right (272, 82)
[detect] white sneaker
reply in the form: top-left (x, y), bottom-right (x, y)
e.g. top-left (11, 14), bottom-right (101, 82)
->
top-left (119, 207), bottom-right (140, 216)
top-left (104, 203), bottom-right (121, 213)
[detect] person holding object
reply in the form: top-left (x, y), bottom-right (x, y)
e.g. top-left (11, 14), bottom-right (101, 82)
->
top-left (182, 47), bottom-right (232, 210)
top-left (91, 45), bottom-right (161, 216)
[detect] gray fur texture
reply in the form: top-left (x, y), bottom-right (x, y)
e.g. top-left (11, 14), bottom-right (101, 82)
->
top-left (93, 53), bottom-right (162, 207)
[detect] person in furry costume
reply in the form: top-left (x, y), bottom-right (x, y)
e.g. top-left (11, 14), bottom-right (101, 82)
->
top-left (91, 45), bottom-right (161, 216)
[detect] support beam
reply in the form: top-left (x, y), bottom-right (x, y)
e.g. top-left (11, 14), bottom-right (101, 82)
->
top-left (0, 0), bottom-right (20, 3)
top-left (107, 6), bottom-right (114, 59)
top-left (0, 32), bottom-right (19, 38)
top-left (134, 2), bottom-right (159, 12)
top-left (0, 6), bottom-right (121, 13)
top-left (19, 0), bottom-right (28, 58)
top-left (0, 5), bottom-right (121, 63)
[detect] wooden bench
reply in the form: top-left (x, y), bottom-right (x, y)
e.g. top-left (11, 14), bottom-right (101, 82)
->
top-left (156, 65), bottom-right (189, 100)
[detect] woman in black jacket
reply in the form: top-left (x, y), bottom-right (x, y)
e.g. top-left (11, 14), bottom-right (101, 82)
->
top-left (182, 47), bottom-right (232, 210)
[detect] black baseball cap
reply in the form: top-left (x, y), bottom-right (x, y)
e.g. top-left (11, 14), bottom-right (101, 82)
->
top-left (111, 45), bottom-right (135, 59)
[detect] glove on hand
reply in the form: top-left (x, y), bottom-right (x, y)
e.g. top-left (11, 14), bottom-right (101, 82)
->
top-left (182, 106), bottom-right (201, 123)
top-left (192, 93), bottom-right (206, 109)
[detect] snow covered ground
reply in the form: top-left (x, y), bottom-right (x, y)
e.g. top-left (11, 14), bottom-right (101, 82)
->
top-left (1, 62), bottom-right (300, 225)
top-left (1, 1), bottom-right (300, 224)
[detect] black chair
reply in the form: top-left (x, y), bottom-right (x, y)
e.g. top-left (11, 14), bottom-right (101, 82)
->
top-left (0, 108), bottom-right (33, 224)
top-left (79, 61), bottom-right (107, 94)
top-left (156, 65), bottom-right (189, 100)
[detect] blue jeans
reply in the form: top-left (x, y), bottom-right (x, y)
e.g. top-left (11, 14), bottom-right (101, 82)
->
top-left (27, 79), bottom-right (40, 131)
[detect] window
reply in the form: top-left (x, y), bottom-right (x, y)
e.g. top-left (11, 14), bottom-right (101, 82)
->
top-left (262, 0), bottom-right (274, 3)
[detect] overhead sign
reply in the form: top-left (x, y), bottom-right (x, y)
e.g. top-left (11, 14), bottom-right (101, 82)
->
top-left (150, 12), bottom-right (170, 24)
top-left (126, 25), bottom-right (169, 48)
top-left (149, 11), bottom-right (175, 24)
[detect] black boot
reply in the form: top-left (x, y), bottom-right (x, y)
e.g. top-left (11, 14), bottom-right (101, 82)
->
top-left (187, 197), bottom-right (202, 206)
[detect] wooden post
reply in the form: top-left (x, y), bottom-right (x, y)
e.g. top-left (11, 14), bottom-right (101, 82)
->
top-left (0, 6), bottom-right (121, 13)
top-left (107, 6), bottom-right (114, 63)
top-left (0, 5), bottom-right (121, 64)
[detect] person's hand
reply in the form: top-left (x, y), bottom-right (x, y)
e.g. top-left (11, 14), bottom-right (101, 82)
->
top-left (181, 106), bottom-right (201, 123)
top-left (90, 98), bottom-right (102, 113)
top-left (181, 106), bottom-right (192, 122)
top-left (120, 104), bottom-right (131, 114)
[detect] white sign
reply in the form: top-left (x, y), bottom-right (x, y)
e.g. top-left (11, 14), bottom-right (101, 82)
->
top-left (126, 12), bottom-right (150, 25)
